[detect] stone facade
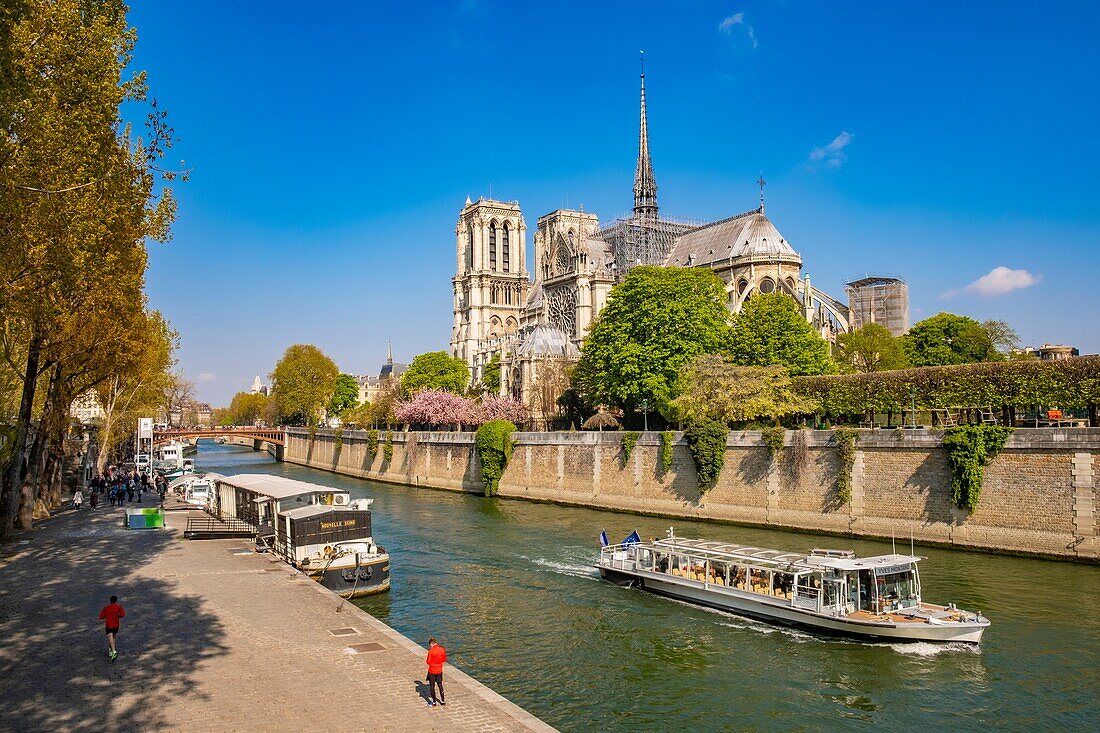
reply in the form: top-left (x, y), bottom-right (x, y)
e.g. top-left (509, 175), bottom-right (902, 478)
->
top-left (450, 69), bottom-right (858, 418)
top-left (284, 427), bottom-right (1100, 562)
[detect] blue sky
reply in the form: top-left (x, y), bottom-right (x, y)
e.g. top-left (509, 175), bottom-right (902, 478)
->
top-left (130, 1), bottom-right (1100, 405)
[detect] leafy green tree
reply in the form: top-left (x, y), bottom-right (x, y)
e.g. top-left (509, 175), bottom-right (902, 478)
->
top-left (400, 351), bottom-right (469, 397)
top-left (269, 344), bottom-right (339, 426)
top-left (902, 312), bottom-right (1002, 366)
top-left (222, 391), bottom-right (269, 425)
top-left (835, 323), bottom-right (910, 373)
top-left (328, 373), bottom-right (360, 416)
top-left (481, 354), bottom-right (502, 394)
top-left (669, 356), bottom-right (818, 425)
top-left (728, 294), bottom-right (835, 376)
top-left (980, 319), bottom-right (1020, 354)
top-left (574, 266), bottom-right (732, 414)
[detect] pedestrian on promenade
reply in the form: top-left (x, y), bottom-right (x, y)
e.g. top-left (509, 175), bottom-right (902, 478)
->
top-left (99, 595), bottom-right (125, 660)
top-left (425, 637), bottom-right (446, 707)
top-left (72, 489), bottom-right (83, 510)
top-left (90, 489), bottom-right (99, 511)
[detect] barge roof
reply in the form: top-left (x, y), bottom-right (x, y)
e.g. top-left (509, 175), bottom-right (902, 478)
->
top-left (217, 474), bottom-right (346, 500)
top-left (646, 537), bottom-right (920, 573)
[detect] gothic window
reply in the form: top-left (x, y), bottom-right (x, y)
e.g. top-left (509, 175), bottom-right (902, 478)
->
top-left (759, 277), bottom-right (776, 294)
top-left (737, 278), bottom-right (749, 295)
top-left (546, 286), bottom-right (578, 337)
top-left (502, 224), bottom-right (510, 273)
top-left (555, 234), bottom-right (572, 276)
top-left (465, 231), bottom-right (473, 270)
top-left (489, 223), bottom-right (498, 270)
top-left (505, 285), bottom-right (512, 305)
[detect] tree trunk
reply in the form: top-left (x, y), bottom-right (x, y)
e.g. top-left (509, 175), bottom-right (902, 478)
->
top-left (18, 425), bottom-right (50, 529)
top-left (1, 331), bottom-right (43, 540)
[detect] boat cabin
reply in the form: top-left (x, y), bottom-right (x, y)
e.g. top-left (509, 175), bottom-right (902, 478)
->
top-left (610, 537), bottom-right (922, 616)
top-left (157, 443), bottom-right (183, 467)
top-left (212, 475), bottom-right (373, 562)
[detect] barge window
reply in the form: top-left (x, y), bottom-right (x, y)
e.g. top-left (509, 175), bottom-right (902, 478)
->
top-left (877, 570), bottom-right (918, 610)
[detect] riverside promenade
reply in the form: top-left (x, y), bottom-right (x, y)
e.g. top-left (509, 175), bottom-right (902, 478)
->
top-left (0, 501), bottom-right (555, 732)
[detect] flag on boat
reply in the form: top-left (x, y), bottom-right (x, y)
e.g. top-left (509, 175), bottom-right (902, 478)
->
top-left (599, 530), bottom-right (609, 547)
top-left (622, 530), bottom-right (641, 546)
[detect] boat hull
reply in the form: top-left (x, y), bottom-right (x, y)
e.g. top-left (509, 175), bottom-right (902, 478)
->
top-left (599, 566), bottom-right (986, 644)
top-left (309, 554), bottom-right (390, 599)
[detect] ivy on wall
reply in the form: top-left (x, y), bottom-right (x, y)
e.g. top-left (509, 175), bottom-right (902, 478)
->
top-left (367, 429), bottom-right (379, 463)
top-left (684, 419), bottom-right (728, 494)
top-left (333, 427), bottom-right (344, 457)
top-left (833, 427), bottom-right (860, 505)
top-left (383, 431), bottom-right (394, 464)
top-left (621, 431), bottom-right (641, 467)
top-left (475, 420), bottom-right (516, 496)
top-left (660, 431), bottom-right (675, 474)
top-left (761, 426), bottom-right (785, 463)
top-left (942, 425), bottom-right (1013, 513)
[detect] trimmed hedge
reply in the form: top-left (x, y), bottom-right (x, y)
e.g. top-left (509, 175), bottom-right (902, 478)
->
top-left (795, 356), bottom-right (1100, 414)
top-left (475, 419), bottom-right (516, 496)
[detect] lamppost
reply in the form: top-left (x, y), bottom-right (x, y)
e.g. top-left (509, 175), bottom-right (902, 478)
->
top-left (642, 400), bottom-right (649, 432)
top-left (910, 387), bottom-right (917, 429)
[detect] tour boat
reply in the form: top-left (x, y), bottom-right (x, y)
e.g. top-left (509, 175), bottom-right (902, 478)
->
top-left (212, 474), bottom-right (390, 598)
top-left (596, 529), bottom-right (989, 643)
top-left (170, 472), bottom-right (223, 507)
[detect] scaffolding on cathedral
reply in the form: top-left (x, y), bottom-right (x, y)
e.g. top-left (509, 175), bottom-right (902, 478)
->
top-left (596, 214), bottom-right (700, 275)
top-left (845, 276), bottom-right (910, 336)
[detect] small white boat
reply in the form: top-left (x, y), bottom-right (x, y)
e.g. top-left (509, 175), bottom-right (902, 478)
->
top-left (170, 473), bottom-right (222, 508)
top-left (597, 530), bottom-right (990, 644)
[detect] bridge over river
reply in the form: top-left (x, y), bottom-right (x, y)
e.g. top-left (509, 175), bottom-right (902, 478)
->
top-left (154, 427), bottom-right (286, 460)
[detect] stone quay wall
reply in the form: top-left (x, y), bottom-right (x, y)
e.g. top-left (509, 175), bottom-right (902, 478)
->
top-left (283, 427), bottom-right (1099, 562)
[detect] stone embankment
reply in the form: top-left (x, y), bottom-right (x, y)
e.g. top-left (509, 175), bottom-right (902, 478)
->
top-left (285, 427), bottom-right (1099, 563)
top-left (0, 500), bottom-right (555, 732)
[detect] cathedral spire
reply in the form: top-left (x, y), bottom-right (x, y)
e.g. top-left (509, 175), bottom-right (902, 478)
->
top-left (633, 52), bottom-right (658, 220)
top-left (386, 336), bottom-right (394, 365)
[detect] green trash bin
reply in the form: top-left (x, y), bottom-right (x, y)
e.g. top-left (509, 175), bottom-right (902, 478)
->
top-left (125, 507), bottom-right (165, 530)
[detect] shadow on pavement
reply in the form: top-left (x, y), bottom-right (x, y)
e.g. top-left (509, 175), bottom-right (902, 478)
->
top-left (0, 504), bottom-right (228, 731)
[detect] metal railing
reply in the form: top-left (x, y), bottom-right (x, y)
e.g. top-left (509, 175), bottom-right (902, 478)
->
top-left (184, 513), bottom-right (256, 539)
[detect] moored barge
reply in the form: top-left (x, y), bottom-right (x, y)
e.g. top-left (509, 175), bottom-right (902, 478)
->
top-left (597, 530), bottom-right (989, 643)
top-left (213, 474), bottom-right (390, 598)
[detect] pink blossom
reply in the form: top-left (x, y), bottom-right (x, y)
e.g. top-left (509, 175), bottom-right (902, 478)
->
top-left (394, 389), bottom-right (474, 427)
top-left (473, 395), bottom-right (529, 425)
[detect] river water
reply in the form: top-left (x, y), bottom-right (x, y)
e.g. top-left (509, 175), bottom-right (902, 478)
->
top-left (196, 442), bottom-right (1099, 732)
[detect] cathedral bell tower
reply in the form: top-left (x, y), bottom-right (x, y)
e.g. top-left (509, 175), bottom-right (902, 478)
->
top-left (450, 197), bottom-right (530, 379)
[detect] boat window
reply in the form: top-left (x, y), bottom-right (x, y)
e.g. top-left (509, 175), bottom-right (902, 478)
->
top-left (773, 573), bottom-right (793, 599)
top-left (858, 569), bottom-right (875, 611)
top-left (709, 562), bottom-right (728, 586)
top-left (750, 569), bottom-right (770, 594)
top-left (877, 569), bottom-right (918, 610)
top-left (731, 565), bottom-right (746, 589)
top-left (656, 552), bottom-right (670, 574)
top-left (319, 493), bottom-right (334, 505)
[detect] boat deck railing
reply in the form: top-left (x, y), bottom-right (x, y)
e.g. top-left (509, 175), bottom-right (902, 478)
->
top-left (184, 511), bottom-right (257, 540)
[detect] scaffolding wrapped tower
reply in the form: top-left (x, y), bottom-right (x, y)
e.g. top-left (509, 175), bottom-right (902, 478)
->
top-left (845, 276), bottom-right (910, 336)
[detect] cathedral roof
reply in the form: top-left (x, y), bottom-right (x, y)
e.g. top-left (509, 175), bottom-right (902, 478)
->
top-left (516, 323), bottom-right (579, 358)
top-left (665, 208), bottom-right (801, 269)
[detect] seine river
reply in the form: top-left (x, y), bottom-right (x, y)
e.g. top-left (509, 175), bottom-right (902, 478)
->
top-left (197, 441), bottom-right (1099, 732)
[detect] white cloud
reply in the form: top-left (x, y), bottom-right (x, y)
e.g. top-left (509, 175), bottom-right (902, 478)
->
top-left (941, 266), bottom-right (1041, 298)
top-left (719, 11), bottom-right (757, 48)
top-left (197, 372), bottom-right (217, 383)
top-left (810, 131), bottom-right (853, 166)
top-left (719, 12), bottom-right (744, 32)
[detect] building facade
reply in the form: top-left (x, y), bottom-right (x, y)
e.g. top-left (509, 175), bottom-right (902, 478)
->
top-left (450, 68), bottom-right (893, 420)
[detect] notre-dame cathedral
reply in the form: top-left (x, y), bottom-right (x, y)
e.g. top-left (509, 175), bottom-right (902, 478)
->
top-left (450, 69), bottom-right (854, 420)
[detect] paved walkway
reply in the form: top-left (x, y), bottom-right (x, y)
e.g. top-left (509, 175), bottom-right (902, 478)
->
top-left (0, 499), bottom-right (555, 732)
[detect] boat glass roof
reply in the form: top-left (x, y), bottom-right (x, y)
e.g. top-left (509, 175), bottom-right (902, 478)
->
top-left (639, 537), bottom-right (919, 573)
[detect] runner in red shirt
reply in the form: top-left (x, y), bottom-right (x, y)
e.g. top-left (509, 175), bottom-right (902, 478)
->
top-left (425, 637), bottom-right (446, 706)
top-left (98, 595), bottom-right (125, 660)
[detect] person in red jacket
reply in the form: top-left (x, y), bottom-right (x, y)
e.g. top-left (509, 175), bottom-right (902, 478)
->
top-left (425, 637), bottom-right (446, 707)
top-left (99, 595), bottom-right (125, 660)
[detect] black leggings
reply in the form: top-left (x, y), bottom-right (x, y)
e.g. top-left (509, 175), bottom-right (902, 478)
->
top-left (428, 672), bottom-right (444, 703)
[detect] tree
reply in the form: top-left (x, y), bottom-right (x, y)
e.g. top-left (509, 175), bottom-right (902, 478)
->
top-left (400, 351), bottom-right (469, 398)
top-left (902, 313), bottom-right (1002, 367)
top-left (0, 0), bottom-right (179, 537)
top-left (728, 294), bottom-right (835, 376)
top-left (370, 379), bottom-right (403, 427)
top-left (481, 354), bottom-right (502, 394)
top-left (981, 319), bottom-right (1020, 354)
top-left (574, 266), bottom-right (732, 415)
top-left (394, 389), bottom-right (474, 427)
top-left (328, 374), bottom-right (360, 417)
top-left (339, 401), bottom-right (373, 428)
top-left (222, 391), bottom-right (269, 425)
top-left (269, 344), bottom-right (339, 426)
top-left (835, 323), bottom-right (910, 373)
top-left (669, 355), bottom-right (818, 425)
